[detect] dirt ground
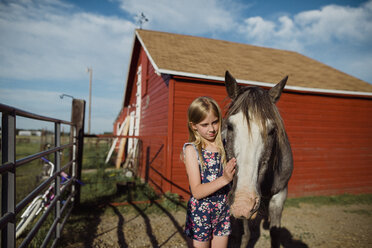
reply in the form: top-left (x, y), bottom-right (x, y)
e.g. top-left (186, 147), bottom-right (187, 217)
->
top-left (66, 202), bottom-right (372, 248)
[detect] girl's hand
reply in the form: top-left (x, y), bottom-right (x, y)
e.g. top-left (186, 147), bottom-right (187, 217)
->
top-left (223, 158), bottom-right (236, 183)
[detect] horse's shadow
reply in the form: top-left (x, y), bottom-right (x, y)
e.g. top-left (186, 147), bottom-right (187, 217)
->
top-left (228, 217), bottom-right (308, 248)
top-left (276, 227), bottom-right (309, 248)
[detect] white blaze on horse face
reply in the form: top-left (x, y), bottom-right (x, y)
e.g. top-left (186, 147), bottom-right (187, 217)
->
top-left (229, 111), bottom-right (264, 218)
top-left (230, 111), bottom-right (264, 192)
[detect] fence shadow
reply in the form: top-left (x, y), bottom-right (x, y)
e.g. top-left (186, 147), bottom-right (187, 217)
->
top-left (60, 201), bottom-right (106, 248)
top-left (106, 185), bottom-right (188, 248)
top-left (107, 204), bottom-right (129, 248)
top-left (149, 197), bottom-right (187, 246)
top-left (145, 145), bottom-right (191, 199)
top-left (127, 190), bottom-right (159, 248)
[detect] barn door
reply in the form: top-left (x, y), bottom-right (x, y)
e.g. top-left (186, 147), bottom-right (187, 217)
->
top-left (127, 65), bottom-right (142, 156)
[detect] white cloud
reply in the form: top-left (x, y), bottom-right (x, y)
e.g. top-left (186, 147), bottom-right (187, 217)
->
top-left (294, 3), bottom-right (372, 44)
top-left (238, 1), bottom-right (372, 83)
top-left (240, 1), bottom-right (372, 47)
top-left (0, 0), bottom-right (135, 134)
top-left (0, 0), bottom-right (135, 84)
top-left (240, 17), bottom-right (275, 43)
top-left (118, 0), bottom-right (238, 35)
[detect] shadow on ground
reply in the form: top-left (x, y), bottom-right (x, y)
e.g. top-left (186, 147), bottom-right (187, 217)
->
top-left (58, 182), bottom-right (187, 248)
top-left (229, 216), bottom-right (308, 248)
top-left (106, 188), bottom-right (188, 248)
top-left (59, 183), bottom-right (307, 248)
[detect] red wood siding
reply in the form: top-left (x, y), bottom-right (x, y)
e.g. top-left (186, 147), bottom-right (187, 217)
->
top-left (278, 93), bottom-right (372, 197)
top-left (139, 49), bottom-right (168, 137)
top-left (115, 47), bottom-right (170, 194)
top-left (136, 48), bottom-right (170, 193)
top-left (170, 79), bottom-right (372, 199)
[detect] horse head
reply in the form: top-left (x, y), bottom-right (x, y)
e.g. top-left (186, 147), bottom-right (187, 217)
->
top-left (223, 71), bottom-right (292, 220)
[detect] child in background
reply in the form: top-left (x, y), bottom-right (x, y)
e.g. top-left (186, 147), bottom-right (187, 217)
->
top-left (183, 96), bottom-right (236, 248)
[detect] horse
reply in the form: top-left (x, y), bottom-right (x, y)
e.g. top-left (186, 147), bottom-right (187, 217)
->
top-left (223, 71), bottom-right (293, 248)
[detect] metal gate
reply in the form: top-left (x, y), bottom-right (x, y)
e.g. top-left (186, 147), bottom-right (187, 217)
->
top-left (0, 100), bottom-right (85, 247)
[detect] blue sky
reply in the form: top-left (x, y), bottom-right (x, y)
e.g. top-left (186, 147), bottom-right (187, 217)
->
top-left (1, 0), bottom-right (371, 134)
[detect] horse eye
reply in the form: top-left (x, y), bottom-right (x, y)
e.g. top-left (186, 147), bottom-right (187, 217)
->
top-left (268, 128), bottom-right (275, 136)
top-left (227, 123), bottom-right (234, 131)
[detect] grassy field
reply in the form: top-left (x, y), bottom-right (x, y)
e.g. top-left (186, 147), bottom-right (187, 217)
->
top-left (285, 193), bottom-right (372, 208)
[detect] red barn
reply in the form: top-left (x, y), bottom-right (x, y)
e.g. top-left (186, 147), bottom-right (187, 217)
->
top-left (115, 29), bottom-right (372, 199)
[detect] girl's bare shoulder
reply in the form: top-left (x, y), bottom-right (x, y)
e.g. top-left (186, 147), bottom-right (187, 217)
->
top-left (184, 144), bottom-right (197, 157)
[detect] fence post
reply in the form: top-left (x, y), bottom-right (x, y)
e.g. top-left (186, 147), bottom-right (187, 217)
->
top-left (1, 112), bottom-right (16, 248)
top-left (145, 146), bottom-right (150, 183)
top-left (54, 122), bottom-right (61, 239)
top-left (71, 99), bottom-right (85, 206)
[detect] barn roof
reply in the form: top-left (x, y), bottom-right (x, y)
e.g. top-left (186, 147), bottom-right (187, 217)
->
top-left (135, 29), bottom-right (372, 96)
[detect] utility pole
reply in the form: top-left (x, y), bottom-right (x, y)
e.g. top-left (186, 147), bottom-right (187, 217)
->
top-left (87, 67), bottom-right (92, 134)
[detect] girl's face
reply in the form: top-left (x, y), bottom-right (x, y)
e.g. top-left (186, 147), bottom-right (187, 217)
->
top-left (191, 110), bottom-right (219, 142)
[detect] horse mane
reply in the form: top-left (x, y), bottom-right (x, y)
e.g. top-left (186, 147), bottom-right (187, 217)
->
top-left (226, 86), bottom-right (287, 147)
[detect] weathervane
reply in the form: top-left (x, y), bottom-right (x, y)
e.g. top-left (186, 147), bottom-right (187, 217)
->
top-left (136, 12), bottom-right (148, 29)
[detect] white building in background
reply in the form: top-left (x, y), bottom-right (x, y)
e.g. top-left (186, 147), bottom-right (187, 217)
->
top-left (18, 130), bottom-right (42, 136)
top-left (18, 130), bottom-right (31, 136)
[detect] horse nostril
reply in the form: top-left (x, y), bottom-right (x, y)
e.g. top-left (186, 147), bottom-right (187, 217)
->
top-left (251, 198), bottom-right (260, 213)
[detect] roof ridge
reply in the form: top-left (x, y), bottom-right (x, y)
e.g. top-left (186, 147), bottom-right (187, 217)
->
top-left (136, 28), bottom-right (300, 55)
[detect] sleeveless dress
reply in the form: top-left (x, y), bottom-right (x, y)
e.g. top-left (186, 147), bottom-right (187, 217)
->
top-left (183, 143), bottom-right (231, 242)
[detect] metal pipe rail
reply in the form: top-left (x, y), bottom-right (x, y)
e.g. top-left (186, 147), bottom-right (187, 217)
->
top-left (1, 101), bottom-right (83, 248)
top-left (0, 145), bottom-right (74, 175)
top-left (0, 103), bottom-right (74, 126)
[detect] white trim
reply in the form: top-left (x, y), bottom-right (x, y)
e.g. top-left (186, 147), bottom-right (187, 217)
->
top-left (135, 31), bottom-right (372, 97)
top-left (135, 65), bottom-right (142, 138)
top-left (280, 85), bottom-right (372, 96)
top-left (157, 68), bottom-right (372, 97)
top-left (135, 30), bottom-right (161, 75)
top-left (121, 32), bottom-right (138, 109)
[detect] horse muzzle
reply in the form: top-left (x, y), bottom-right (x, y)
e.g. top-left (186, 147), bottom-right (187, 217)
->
top-left (230, 191), bottom-right (260, 219)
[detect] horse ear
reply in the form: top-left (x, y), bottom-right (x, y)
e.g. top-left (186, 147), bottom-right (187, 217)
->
top-left (225, 71), bottom-right (240, 99)
top-left (269, 75), bottom-right (288, 103)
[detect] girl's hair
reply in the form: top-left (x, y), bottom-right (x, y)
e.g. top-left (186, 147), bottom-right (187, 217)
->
top-left (187, 96), bottom-right (226, 169)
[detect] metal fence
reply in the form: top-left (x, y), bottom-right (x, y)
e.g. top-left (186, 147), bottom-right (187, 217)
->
top-left (0, 100), bottom-right (85, 248)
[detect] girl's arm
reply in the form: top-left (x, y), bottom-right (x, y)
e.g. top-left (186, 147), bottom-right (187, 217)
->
top-left (184, 145), bottom-right (236, 200)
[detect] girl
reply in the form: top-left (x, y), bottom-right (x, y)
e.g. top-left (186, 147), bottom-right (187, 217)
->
top-left (183, 96), bottom-right (236, 248)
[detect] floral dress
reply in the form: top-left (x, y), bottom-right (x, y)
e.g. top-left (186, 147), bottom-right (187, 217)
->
top-left (184, 143), bottom-right (231, 242)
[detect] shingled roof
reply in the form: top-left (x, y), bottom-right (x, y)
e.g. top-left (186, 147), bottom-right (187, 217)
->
top-left (135, 29), bottom-right (372, 95)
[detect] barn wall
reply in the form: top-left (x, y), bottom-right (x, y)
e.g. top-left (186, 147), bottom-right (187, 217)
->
top-left (138, 49), bottom-right (169, 137)
top-left (169, 79), bottom-right (372, 199)
top-left (279, 92), bottom-right (372, 197)
top-left (115, 47), bottom-right (170, 193)
top-left (136, 48), bottom-right (170, 193)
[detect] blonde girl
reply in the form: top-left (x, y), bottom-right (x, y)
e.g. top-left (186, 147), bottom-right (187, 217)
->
top-left (183, 96), bottom-right (236, 248)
